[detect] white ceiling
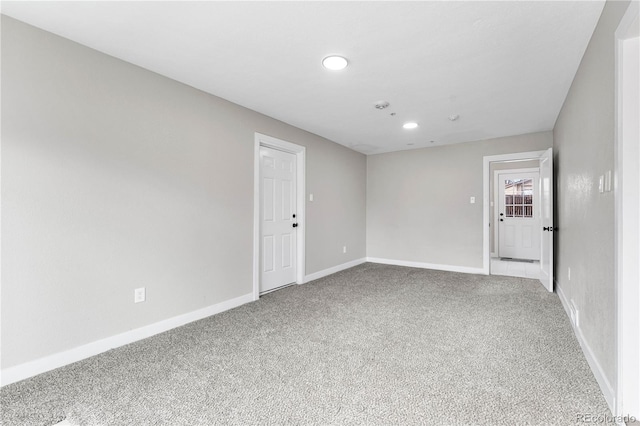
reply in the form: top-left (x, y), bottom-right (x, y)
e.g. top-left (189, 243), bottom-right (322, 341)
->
top-left (2, 1), bottom-right (605, 155)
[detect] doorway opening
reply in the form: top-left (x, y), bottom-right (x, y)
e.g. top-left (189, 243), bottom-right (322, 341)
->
top-left (492, 164), bottom-right (540, 279)
top-left (483, 149), bottom-right (553, 291)
top-left (253, 133), bottom-right (306, 300)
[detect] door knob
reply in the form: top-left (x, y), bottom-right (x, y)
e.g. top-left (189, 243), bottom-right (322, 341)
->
top-left (500, 219), bottom-right (504, 222)
top-left (292, 223), bottom-right (298, 228)
top-left (543, 226), bottom-right (554, 231)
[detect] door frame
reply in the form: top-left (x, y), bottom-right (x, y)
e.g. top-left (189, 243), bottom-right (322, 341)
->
top-left (493, 167), bottom-right (540, 258)
top-left (483, 150), bottom-right (547, 275)
top-left (614, 1), bottom-right (639, 418)
top-left (253, 133), bottom-right (306, 301)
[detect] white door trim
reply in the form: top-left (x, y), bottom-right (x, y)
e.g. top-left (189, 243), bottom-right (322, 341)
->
top-left (253, 133), bottom-right (305, 301)
top-left (483, 151), bottom-right (547, 275)
top-left (615, 1), bottom-right (639, 418)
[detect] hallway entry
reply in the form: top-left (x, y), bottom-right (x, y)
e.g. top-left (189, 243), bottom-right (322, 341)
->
top-left (483, 149), bottom-right (554, 292)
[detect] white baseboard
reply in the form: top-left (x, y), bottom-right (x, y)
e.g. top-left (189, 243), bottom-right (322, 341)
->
top-left (304, 257), bottom-right (367, 283)
top-left (0, 292), bottom-right (254, 387)
top-left (366, 257), bottom-right (484, 275)
top-left (556, 280), bottom-right (572, 319)
top-left (556, 280), bottom-right (616, 413)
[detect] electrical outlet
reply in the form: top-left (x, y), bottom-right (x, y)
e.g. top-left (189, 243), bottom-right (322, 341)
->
top-left (134, 287), bottom-right (146, 303)
top-left (470, 196), bottom-right (476, 204)
top-left (343, 246), bottom-right (347, 253)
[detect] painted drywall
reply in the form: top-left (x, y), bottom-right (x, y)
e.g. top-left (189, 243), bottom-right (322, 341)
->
top-left (1, 16), bottom-right (366, 369)
top-left (490, 160), bottom-right (540, 254)
top-left (367, 132), bottom-right (552, 268)
top-left (553, 0), bottom-right (631, 397)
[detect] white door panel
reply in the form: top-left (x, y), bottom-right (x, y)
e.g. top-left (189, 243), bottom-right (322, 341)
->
top-left (260, 147), bottom-right (297, 293)
top-left (522, 225), bottom-right (534, 248)
top-left (263, 235), bottom-right (275, 272)
top-left (504, 225), bottom-right (516, 248)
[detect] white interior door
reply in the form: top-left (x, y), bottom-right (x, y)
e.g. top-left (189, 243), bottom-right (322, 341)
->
top-left (498, 171), bottom-right (541, 260)
top-left (260, 146), bottom-right (297, 293)
top-left (539, 148), bottom-right (554, 292)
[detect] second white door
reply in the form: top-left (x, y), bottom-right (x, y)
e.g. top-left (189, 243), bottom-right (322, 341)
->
top-left (498, 171), bottom-right (540, 260)
top-left (260, 146), bottom-right (297, 293)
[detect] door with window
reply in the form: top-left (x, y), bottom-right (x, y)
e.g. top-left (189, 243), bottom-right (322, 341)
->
top-left (498, 172), bottom-right (540, 260)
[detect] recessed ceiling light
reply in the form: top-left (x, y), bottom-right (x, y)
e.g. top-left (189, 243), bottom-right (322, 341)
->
top-left (322, 56), bottom-right (348, 71)
top-left (448, 114), bottom-right (460, 121)
top-left (403, 122), bottom-right (419, 129)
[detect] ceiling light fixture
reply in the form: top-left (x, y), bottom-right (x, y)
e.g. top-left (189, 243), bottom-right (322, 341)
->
top-left (448, 114), bottom-right (460, 121)
top-left (374, 101), bottom-right (390, 110)
top-left (403, 122), bottom-right (418, 129)
top-left (322, 55), bottom-right (348, 71)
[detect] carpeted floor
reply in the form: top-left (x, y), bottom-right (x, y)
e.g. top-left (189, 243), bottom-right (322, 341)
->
top-left (1, 263), bottom-right (610, 425)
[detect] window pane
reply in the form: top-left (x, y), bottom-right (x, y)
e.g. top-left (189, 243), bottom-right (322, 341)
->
top-left (504, 177), bottom-right (534, 218)
top-left (524, 206), bottom-right (533, 217)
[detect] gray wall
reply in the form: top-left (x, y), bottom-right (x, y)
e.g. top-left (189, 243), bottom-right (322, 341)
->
top-left (1, 16), bottom-right (366, 369)
top-left (553, 0), bottom-right (631, 392)
top-left (367, 132), bottom-right (552, 268)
